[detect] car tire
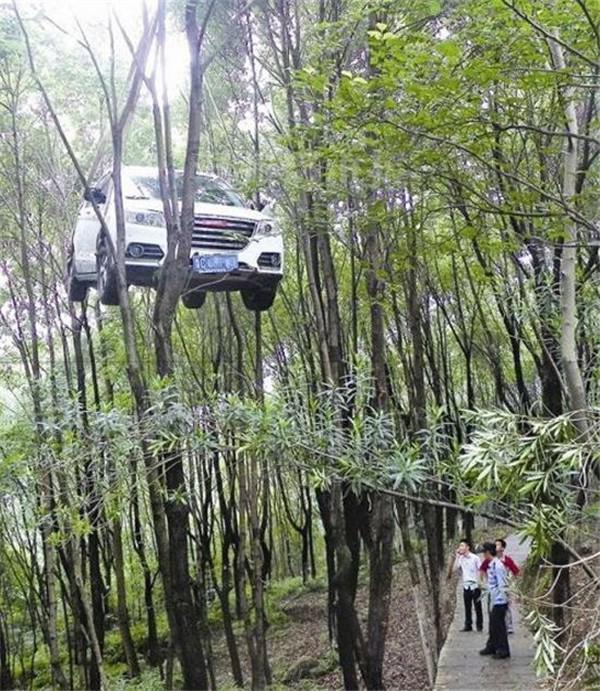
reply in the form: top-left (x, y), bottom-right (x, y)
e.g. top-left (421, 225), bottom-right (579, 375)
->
top-left (241, 285), bottom-right (277, 312)
top-left (182, 288), bottom-right (206, 310)
top-left (97, 247), bottom-right (119, 306)
top-left (68, 262), bottom-right (88, 302)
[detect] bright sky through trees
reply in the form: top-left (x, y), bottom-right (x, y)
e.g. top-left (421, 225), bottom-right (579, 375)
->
top-left (22, 0), bottom-right (191, 96)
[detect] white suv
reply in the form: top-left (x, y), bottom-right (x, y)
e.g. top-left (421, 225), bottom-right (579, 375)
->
top-left (68, 166), bottom-right (283, 310)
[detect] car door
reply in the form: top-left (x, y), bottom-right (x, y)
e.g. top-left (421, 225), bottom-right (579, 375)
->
top-left (72, 174), bottom-right (111, 278)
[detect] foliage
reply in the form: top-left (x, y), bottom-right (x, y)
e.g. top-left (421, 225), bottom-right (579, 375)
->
top-left (0, 0), bottom-right (599, 687)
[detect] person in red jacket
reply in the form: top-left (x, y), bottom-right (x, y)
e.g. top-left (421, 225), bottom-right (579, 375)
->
top-left (496, 538), bottom-right (520, 633)
top-left (496, 539), bottom-right (520, 575)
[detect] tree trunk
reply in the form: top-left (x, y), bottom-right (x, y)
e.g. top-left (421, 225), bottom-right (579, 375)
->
top-left (548, 33), bottom-right (588, 434)
top-left (396, 499), bottom-right (436, 686)
top-left (112, 520), bottom-right (140, 677)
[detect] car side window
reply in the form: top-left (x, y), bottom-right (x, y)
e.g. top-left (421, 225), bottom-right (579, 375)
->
top-left (97, 173), bottom-right (111, 191)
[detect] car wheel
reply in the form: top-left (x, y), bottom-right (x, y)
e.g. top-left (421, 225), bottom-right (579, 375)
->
top-left (97, 246), bottom-right (119, 306)
top-left (68, 262), bottom-right (88, 302)
top-left (182, 288), bottom-right (206, 310)
top-left (241, 285), bottom-right (277, 312)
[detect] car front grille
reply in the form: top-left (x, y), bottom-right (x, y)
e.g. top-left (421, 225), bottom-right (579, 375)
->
top-left (192, 216), bottom-right (256, 251)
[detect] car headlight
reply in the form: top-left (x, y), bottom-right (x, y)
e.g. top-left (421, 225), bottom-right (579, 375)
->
top-left (256, 219), bottom-right (277, 235)
top-left (125, 210), bottom-right (165, 227)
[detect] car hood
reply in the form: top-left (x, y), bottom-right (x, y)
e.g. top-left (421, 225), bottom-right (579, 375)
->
top-left (124, 198), bottom-right (271, 222)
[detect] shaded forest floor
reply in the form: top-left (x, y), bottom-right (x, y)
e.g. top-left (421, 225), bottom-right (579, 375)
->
top-left (19, 558), bottom-right (456, 690)
top-left (212, 560), bottom-right (456, 690)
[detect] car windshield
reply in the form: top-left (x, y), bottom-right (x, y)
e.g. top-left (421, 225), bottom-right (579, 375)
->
top-left (125, 172), bottom-right (245, 207)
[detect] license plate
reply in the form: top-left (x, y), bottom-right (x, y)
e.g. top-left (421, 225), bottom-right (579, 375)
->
top-left (192, 254), bottom-right (238, 273)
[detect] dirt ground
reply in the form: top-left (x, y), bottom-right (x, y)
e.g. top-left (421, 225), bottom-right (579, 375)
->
top-left (212, 562), bottom-right (457, 690)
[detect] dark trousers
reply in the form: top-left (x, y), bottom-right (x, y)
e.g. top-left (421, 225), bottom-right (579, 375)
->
top-left (463, 587), bottom-right (483, 630)
top-left (486, 604), bottom-right (510, 655)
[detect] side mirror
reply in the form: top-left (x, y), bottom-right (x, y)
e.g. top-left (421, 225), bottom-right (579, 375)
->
top-left (84, 187), bottom-right (106, 204)
top-left (248, 197), bottom-right (266, 212)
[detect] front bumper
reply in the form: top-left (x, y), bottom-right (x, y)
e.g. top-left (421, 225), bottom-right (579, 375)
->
top-left (124, 241), bottom-right (283, 292)
top-left (124, 260), bottom-right (282, 290)
top-left (187, 263), bottom-right (282, 292)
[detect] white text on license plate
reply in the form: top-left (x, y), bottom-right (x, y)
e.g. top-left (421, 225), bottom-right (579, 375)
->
top-left (192, 254), bottom-right (238, 273)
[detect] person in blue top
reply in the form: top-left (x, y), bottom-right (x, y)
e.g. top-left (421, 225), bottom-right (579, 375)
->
top-left (479, 542), bottom-right (510, 659)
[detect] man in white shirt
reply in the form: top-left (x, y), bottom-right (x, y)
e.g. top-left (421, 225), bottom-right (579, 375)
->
top-left (448, 539), bottom-right (483, 632)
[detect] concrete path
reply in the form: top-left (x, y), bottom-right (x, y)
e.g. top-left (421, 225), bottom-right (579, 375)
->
top-left (434, 535), bottom-right (538, 691)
